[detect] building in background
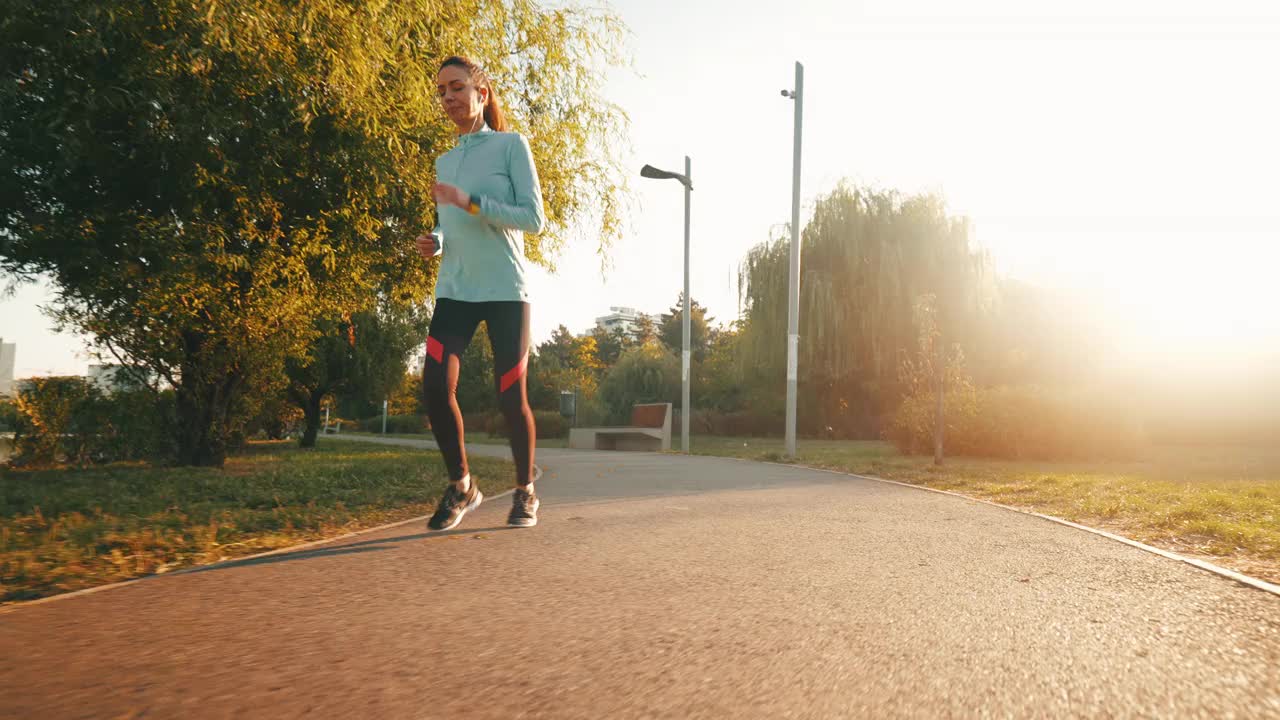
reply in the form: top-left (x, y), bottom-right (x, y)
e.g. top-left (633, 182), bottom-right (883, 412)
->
top-left (87, 364), bottom-right (154, 394)
top-left (0, 339), bottom-right (15, 398)
top-left (593, 306), bottom-right (649, 336)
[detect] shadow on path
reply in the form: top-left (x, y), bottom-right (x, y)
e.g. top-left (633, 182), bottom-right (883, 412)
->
top-left (181, 526), bottom-right (518, 575)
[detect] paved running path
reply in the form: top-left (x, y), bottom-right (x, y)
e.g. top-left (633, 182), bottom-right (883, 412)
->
top-left (2, 437), bottom-right (1277, 718)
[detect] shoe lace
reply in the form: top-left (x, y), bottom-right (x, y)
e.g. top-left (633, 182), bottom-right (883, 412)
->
top-left (438, 485), bottom-right (463, 514)
top-left (514, 488), bottom-right (535, 515)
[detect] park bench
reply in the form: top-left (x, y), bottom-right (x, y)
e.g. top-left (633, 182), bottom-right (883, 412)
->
top-left (568, 402), bottom-right (672, 452)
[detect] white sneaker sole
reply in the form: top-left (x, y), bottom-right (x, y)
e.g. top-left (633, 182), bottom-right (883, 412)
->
top-left (432, 490), bottom-right (483, 532)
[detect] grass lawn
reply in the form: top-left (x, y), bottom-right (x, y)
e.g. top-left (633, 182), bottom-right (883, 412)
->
top-left (0, 440), bottom-right (512, 604)
top-left (691, 436), bottom-right (1280, 584)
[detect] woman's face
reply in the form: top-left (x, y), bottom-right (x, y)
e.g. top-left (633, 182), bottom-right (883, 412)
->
top-left (437, 65), bottom-right (487, 129)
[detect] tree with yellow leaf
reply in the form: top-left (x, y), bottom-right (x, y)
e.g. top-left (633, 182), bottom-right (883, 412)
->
top-left (1, 0), bottom-right (628, 465)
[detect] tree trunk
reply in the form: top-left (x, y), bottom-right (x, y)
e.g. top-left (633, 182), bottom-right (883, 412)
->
top-left (298, 389), bottom-right (325, 449)
top-left (171, 332), bottom-right (247, 468)
top-left (174, 378), bottom-right (236, 467)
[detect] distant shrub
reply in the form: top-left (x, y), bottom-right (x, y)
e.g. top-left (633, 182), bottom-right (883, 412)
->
top-left (533, 411), bottom-right (569, 439)
top-left (599, 345), bottom-right (680, 424)
top-left (484, 410), bottom-right (569, 439)
top-left (11, 378), bottom-right (172, 466)
top-left (0, 399), bottom-right (18, 432)
top-left (358, 414), bottom-right (428, 434)
top-left (887, 385), bottom-right (1143, 461)
top-left (672, 409), bottom-right (782, 438)
top-left (245, 397), bottom-right (304, 441)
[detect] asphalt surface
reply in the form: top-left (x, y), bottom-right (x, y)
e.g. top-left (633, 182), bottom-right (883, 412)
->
top-left (2, 437), bottom-right (1278, 719)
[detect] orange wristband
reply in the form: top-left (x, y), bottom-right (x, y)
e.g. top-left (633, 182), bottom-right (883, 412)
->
top-left (466, 200), bottom-right (480, 216)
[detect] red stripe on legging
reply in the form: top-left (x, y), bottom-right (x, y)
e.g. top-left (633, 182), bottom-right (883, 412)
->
top-left (426, 337), bottom-right (444, 364)
top-left (499, 351), bottom-right (529, 393)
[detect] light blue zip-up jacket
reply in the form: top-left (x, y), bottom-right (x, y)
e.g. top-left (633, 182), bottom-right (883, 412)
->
top-left (432, 125), bottom-right (546, 303)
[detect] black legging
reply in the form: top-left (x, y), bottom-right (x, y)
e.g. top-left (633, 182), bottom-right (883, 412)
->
top-left (422, 298), bottom-right (535, 486)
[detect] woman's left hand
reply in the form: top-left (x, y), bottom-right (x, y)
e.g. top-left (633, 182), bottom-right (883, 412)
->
top-left (433, 183), bottom-right (471, 210)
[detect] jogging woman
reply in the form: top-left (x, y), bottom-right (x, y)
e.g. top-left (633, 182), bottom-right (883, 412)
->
top-left (416, 56), bottom-right (545, 530)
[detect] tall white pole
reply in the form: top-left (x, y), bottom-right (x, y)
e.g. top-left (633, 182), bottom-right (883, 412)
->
top-left (785, 61), bottom-right (804, 459)
top-left (682, 155), bottom-right (692, 454)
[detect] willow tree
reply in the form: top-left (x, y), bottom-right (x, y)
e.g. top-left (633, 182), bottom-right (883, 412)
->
top-left (738, 184), bottom-right (995, 439)
top-left (1, 0), bottom-right (628, 466)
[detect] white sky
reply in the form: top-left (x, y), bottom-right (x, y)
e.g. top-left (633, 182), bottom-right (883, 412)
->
top-left (4, 0), bottom-right (1279, 377)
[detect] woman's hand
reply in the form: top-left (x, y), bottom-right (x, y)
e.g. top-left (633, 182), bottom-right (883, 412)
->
top-left (415, 232), bottom-right (439, 258)
top-left (433, 183), bottom-right (471, 210)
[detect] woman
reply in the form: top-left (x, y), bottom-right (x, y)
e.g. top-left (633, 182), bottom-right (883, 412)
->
top-left (416, 56), bottom-right (546, 530)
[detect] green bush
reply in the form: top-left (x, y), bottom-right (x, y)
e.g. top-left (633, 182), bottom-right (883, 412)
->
top-left (360, 414), bottom-right (429, 434)
top-left (10, 378), bottom-right (172, 466)
top-left (392, 414), bottom-right (429, 434)
top-left (95, 388), bottom-right (176, 461)
top-left (571, 394), bottom-right (609, 427)
top-left (533, 411), bottom-right (569, 439)
top-left (12, 377), bottom-right (100, 465)
top-left (676, 409), bottom-right (783, 438)
top-left (245, 396), bottom-right (304, 440)
top-left (599, 345), bottom-right (680, 424)
top-left (886, 385), bottom-right (1143, 461)
top-left (0, 399), bottom-right (18, 432)
top-left (482, 410), bottom-right (569, 439)
top-left (324, 417), bottom-right (355, 433)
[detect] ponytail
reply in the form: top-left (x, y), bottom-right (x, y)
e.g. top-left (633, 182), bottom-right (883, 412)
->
top-left (483, 91), bottom-right (508, 132)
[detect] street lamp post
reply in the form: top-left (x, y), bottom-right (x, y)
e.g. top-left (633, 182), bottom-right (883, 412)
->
top-left (781, 62), bottom-right (804, 458)
top-left (640, 158), bottom-right (693, 454)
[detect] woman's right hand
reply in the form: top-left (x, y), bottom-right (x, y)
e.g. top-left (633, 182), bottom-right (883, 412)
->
top-left (415, 232), bottom-right (439, 258)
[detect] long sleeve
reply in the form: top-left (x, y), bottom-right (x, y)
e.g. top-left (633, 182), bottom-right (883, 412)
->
top-left (431, 129), bottom-right (538, 303)
top-left (475, 135), bottom-right (547, 235)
